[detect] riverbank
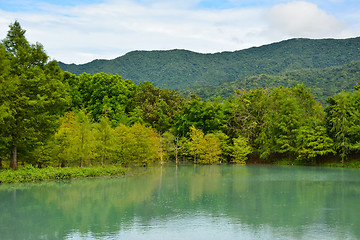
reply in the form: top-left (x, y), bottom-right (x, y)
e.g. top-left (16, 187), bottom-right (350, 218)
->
top-left (0, 165), bottom-right (127, 184)
top-left (2, 159), bottom-right (360, 184)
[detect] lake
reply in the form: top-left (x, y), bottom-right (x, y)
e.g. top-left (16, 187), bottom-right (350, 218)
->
top-left (0, 165), bottom-right (360, 239)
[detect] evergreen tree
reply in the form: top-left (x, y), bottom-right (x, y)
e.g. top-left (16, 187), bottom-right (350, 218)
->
top-left (0, 21), bottom-right (69, 169)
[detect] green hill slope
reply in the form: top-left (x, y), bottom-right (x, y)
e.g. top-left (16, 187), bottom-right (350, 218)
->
top-left (58, 37), bottom-right (360, 91)
top-left (182, 60), bottom-right (360, 102)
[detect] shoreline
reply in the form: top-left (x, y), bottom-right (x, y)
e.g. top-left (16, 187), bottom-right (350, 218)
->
top-left (1, 160), bottom-right (360, 184)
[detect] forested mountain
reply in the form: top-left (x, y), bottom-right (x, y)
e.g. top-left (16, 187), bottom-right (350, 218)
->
top-left (2, 22), bottom-right (360, 171)
top-left (58, 37), bottom-right (360, 91)
top-left (182, 60), bottom-right (360, 102)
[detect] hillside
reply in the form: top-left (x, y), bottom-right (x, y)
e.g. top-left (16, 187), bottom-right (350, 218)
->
top-left (58, 37), bottom-right (360, 91)
top-left (181, 60), bottom-right (360, 102)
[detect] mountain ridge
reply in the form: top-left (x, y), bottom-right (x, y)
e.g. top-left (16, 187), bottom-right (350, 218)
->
top-left (58, 36), bottom-right (360, 91)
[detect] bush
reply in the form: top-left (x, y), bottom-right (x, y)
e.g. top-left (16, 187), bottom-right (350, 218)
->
top-left (0, 165), bottom-right (127, 184)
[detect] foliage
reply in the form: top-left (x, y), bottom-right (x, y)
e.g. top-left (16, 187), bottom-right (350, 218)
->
top-left (59, 37), bottom-right (360, 93)
top-left (231, 136), bottom-right (252, 164)
top-left (175, 96), bottom-right (226, 136)
top-left (2, 22), bottom-right (360, 169)
top-left (0, 165), bottom-right (127, 184)
top-left (0, 21), bottom-right (69, 170)
top-left (325, 90), bottom-right (360, 164)
top-left (113, 124), bottom-right (160, 167)
top-left (188, 126), bottom-right (222, 164)
top-left (64, 72), bottom-right (137, 124)
top-left (296, 126), bottom-right (335, 162)
top-left (185, 60), bottom-right (360, 102)
top-left (134, 81), bottom-right (185, 133)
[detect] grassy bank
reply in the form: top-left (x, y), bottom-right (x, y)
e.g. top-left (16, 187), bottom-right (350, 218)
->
top-left (0, 165), bottom-right (127, 184)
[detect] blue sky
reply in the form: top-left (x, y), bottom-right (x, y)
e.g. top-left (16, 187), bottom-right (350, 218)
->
top-left (1, 0), bottom-right (359, 63)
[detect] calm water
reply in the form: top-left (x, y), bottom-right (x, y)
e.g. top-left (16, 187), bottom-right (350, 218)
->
top-left (1, 165), bottom-right (360, 240)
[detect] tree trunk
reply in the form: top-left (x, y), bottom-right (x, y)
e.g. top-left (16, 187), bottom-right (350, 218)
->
top-left (0, 158), bottom-right (3, 169)
top-left (160, 143), bottom-right (163, 165)
top-left (10, 144), bottom-right (18, 170)
top-left (175, 136), bottom-right (179, 165)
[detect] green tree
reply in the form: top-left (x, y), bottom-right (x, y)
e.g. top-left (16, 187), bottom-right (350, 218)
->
top-left (227, 88), bottom-right (269, 149)
top-left (326, 90), bottom-right (360, 164)
top-left (296, 125), bottom-right (335, 162)
top-left (199, 133), bottom-right (222, 165)
top-left (113, 124), bottom-right (159, 167)
top-left (73, 109), bottom-right (96, 167)
top-left (0, 21), bottom-right (69, 169)
top-left (231, 136), bottom-right (252, 164)
top-left (135, 81), bottom-right (185, 133)
top-left (52, 112), bottom-right (76, 167)
top-left (213, 131), bottom-right (232, 162)
top-left (175, 96), bottom-right (225, 136)
top-left (161, 131), bottom-right (176, 162)
top-left (65, 72), bottom-right (137, 124)
top-left (189, 125), bottom-right (205, 163)
top-left (95, 114), bottom-right (115, 165)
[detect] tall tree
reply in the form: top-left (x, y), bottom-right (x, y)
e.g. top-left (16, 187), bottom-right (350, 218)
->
top-left (95, 114), bottom-right (115, 165)
top-left (0, 21), bottom-right (69, 169)
top-left (326, 90), bottom-right (360, 164)
top-left (231, 136), bottom-right (252, 164)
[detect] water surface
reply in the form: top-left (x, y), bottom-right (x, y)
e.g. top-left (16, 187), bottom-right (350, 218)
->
top-left (1, 165), bottom-right (359, 239)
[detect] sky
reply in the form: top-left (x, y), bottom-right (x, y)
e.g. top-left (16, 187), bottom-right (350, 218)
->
top-left (0, 0), bottom-right (359, 64)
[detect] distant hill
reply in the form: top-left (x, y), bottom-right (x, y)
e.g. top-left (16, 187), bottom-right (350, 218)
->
top-left (181, 60), bottom-right (360, 102)
top-left (58, 37), bottom-right (360, 92)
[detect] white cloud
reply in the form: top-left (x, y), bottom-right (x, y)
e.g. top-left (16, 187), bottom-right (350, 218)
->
top-left (0, 0), bottom-right (359, 64)
top-left (266, 1), bottom-right (346, 38)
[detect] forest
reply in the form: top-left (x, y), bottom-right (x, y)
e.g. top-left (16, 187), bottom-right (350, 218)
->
top-left (181, 60), bottom-right (360, 102)
top-left (1, 21), bottom-right (360, 174)
top-left (58, 36), bottom-right (360, 98)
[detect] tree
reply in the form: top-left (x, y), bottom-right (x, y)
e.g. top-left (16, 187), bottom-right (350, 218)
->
top-left (231, 136), bottom-right (252, 164)
top-left (161, 131), bottom-right (176, 162)
top-left (254, 85), bottom-right (324, 162)
top-left (0, 21), bottom-right (69, 169)
top-left (65, 72), bottom-right (137, 125)
top-left (189, 126), bottom-right (205, 163)
top-left (326, 90), bottom-right (360, 164)
top-left (199, 133), bottom-right (222, 165)
top-left (135, 81), bottom-right (185, 133)
top-left (113, 124), bottom-right (160, 167)
top-left (95, 114), bottom-right (115, 165)
top-left (175, 96), bottom-right (226, 137)
top-left (296, 125), bottom-right (335, 162)
top-left (227, 88), bottom-right (269, 149)
top-left (73, 110), bottom-right (96, 167)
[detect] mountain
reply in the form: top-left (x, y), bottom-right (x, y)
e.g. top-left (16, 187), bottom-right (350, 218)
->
top-left (58, 37), bottom-right (360, 91)
top-left (181, 60), bottom-right (360, 102)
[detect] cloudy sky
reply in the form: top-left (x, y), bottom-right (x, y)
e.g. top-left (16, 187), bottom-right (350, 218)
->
top-left (0, 0), bottom-right (359, 64)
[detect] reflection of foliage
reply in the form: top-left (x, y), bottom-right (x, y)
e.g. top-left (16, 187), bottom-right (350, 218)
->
top-left (1, 166), bottom-right (360, 239)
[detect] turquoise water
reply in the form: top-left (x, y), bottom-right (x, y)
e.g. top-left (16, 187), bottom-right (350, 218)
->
top-left (1, 165), bottom-right (360, 239)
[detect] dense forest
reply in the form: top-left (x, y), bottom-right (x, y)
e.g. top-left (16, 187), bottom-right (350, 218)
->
top-left (1, 21), bottom-right (360, 172)
top-left (181, 60), bottom-right (360, 102)
top-left (59, 36), bottom-right (360, 101)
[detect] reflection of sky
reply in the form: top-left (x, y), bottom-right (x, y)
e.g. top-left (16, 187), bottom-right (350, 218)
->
top-left (65, 215), bottom-right (356, 240)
